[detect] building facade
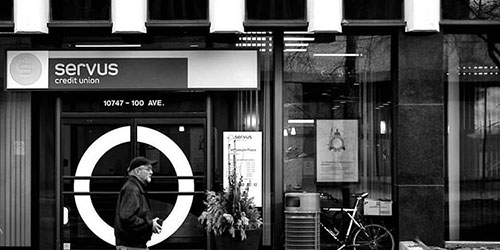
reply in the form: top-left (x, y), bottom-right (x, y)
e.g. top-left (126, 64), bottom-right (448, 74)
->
top-left (0, 0), bottom-right (499, 249)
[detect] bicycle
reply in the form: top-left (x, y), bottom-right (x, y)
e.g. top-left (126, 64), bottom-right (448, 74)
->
top-left (320, 192), bottom-right (395, 250)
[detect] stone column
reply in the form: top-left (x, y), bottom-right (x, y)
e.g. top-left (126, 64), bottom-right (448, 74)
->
top-left (396, 30), bottom-right (445, 246)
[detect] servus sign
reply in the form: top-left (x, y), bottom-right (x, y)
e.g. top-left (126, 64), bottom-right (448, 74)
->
top-left (6, 50), bottom-right (258, 90)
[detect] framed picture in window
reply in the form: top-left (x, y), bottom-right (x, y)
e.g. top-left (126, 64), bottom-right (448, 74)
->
top-left (316, 119), bottom-right (358, 182)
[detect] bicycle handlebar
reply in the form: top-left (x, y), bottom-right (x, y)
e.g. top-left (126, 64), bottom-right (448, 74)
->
top-left (351, 192), bottom-right (369, 199)
top-left (320, 191), bottom-right (369, 200)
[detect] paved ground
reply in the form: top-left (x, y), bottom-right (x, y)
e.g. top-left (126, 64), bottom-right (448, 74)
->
top-left (401, 239), bottom-right (500, 250)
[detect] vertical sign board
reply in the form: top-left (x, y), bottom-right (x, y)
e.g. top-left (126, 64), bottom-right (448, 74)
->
top-left (316, 120), bottom-right (359, 182)
top-left (6, 50), bottom-right (258, 90)
top-left (223, 131), bottom-right (262, 207)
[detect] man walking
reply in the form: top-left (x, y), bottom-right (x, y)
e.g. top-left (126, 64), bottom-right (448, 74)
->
top-left (115, 156), bottom-right (163, 250)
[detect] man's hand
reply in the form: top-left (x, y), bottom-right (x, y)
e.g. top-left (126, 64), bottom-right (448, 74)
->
top-left (152, 218), bottom-right (163, 234)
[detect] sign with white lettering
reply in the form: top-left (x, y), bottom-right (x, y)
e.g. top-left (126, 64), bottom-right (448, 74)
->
top-left (6, 50), bottom-right (258, 90)
top-left (49, 58), bottom-right (187, 89)
top-left (223, 131), bottom-right (262, 207)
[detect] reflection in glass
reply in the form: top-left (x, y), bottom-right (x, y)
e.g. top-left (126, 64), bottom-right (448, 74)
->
top-left (344, 0), bottom-right (402, 19)
top-left (283, 34), bottom-right (392, 199)
top-left (149, 0), bottom-right (207, 20)
top-left (62, 123), bottom-right (130, 249)
top-left (0, 1), bottom-right (12, 21)
top-left (442, 0), bottom-right (500, 21)
top-left (136, 123), bottom-right (206, 249)
top-left (51, 0), bottom-right (110, 21)
top-left (446, 34), bottom-right (500, 241)
top-left (246, 0), bottom-right (306, 20)
top-left (283, 35), bottom-right (393, 249)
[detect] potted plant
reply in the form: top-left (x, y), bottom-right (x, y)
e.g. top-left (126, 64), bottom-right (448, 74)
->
top-left (198, 165), bottom-right (263, 250)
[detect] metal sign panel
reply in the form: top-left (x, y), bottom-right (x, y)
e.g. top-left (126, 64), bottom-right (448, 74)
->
top-left (6, 50), bottom-right (258, 90)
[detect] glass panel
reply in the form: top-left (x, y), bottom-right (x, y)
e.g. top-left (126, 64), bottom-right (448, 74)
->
top-left (61, 119), bottom-right (207, 249)
top-left (34, 94), bottom-right (57, 250)
top-left (446, 34), bottom-right (500, 241)
top-left (136, 122), bottom-right (206, 249)
top-left (246, 0), bottom-right (306, 20)
top-left (62, 121), bottom-right (130, 249)
top-left (283, 35), bottom-right (393, 248)
top-left (209, 35), bottom-right (273, 240)
top-left (51, 0), bottom-right (110, 21)
top-left (149, 0), bottom-right (207, 20)
top-left (344, 0), bottom-right (402, 19)
top-left (0, 1), bottom-right (13, 21)
top-left (442, 0), bottom-right (500, 21)
top-left (282, 33), bottom-right (392, 213)
top-left (211, 32), bottom-right (272, 187)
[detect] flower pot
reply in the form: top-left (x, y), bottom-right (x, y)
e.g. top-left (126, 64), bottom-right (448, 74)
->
top-left (214, 228), bottom-right (262, 250)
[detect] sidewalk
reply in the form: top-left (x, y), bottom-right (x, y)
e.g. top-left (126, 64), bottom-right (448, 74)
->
top-left (401, 239), bottom-right (500, 250)
top-left (446, 242), bottom-right (500, 250)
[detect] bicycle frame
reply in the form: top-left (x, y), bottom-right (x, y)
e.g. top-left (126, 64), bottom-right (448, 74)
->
top-left (320, 193), bottom-right (368, 250)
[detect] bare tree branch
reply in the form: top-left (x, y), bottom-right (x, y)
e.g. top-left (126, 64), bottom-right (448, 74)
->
top-left (477, 34), bottom-right (500, 68)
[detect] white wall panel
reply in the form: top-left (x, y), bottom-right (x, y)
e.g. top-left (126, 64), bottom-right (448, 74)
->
top-left (14, 0), bottom-right (49, 33)
top-left (209, 0), bottom-right (244, 33)
top-left (307, 0), bottom-right (342, 33)
top-left (112, 0), bottom-right (147, 33)
top-left (405, 0), bottom-right (440, 32)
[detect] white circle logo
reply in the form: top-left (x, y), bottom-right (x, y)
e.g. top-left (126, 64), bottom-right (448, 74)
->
top-left (73, 126), bottom-right (194, 246)
top-left (9, 53), bottom-right (43, 85)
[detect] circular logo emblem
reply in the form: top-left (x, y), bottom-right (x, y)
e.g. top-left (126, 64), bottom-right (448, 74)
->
top-left (9, 53), bottom-right (43, 86)
top-left (73, 126), bottom-right (194, 247)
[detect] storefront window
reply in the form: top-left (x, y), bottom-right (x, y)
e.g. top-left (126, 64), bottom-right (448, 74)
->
top-left (246, 0), bottom-right (305, 20)
top-left (51, 0), bottom-right (110, 21)
top-left (442, 0), bottom-right (500, 21)
top-left (344, 0), bottom-right (402, 20)
top-left (446, 34), bottom-right (500, 241)
top-left (51, 33), bottom-right (274, 250)
top-left (283, 34), bottom-right (393, 201)
top-left (0, 1), bottom-right (13, 21)
top-left (148, 0), bottom-right (207, 20)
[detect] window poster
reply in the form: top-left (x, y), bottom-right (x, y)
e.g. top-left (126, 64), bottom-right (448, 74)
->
top-left (223, 131), bottom-right (263, 207)
top-left (316, 120), bottom-right (359, 182)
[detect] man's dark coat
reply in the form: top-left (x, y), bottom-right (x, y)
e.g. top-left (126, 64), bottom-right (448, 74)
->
top-left (114, 176), bottom-right (153, 248)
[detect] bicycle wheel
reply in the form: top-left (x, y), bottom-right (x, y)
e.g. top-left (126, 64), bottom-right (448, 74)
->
top-left (352, 224), bottom-right (395, 250)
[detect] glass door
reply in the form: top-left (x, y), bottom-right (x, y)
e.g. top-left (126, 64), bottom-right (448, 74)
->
top-left (135, 118), bottom-right (207, 249)
top-left (61, 117), bottom-right (207, 250)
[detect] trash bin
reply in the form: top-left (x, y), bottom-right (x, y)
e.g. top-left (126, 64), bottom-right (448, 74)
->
top-left (284, 192), bottom-right (320, 250)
